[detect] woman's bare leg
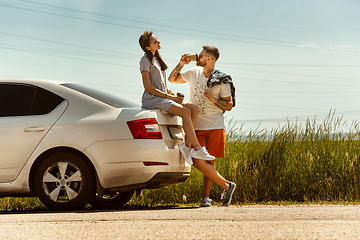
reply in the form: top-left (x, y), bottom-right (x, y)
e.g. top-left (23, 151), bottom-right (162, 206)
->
top-left (167, 103), bottom-right (201, 150)
top-left (182, 103), bottom-right (198, 128)
top-left (181, 103), bottom-right (198, 148)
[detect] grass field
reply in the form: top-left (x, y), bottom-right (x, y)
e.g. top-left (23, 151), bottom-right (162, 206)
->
top-left (130, 112), bottom-right (360, 206)
top-left (2, 112), bottom-right (360, 211)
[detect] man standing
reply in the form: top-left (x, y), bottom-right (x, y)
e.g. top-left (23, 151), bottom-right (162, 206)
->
top-left (168, 46), bottom-right (236, 206)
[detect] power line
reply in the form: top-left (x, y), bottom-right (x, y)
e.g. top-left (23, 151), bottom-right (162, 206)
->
top-left (3, 1), bottom-right (360, 52)
top-left (233, 77), bottom-right (359, 87)
top-left (229, 67), bottom-right (360, 81)
top-left (235, 113), bottom-right (360, 124)
top-left (1, 36), bottom-right (359, 82)
top-left (13, 1), bottom-right (318, 46)
top-left (21, 0), bottom-right (358, 33)
top-left (239, 95), bottom-right (360, 99)
top-left (117, 15), bottom-right (360, 32)
top-left (0, 32), bottom-right (137, 56)
top-left (0, 3), bottom-right (298, 49)
top-left (240, 90), bottom-right (355, 94)
top-left (234, 111), bottom-right (355, 123)
top-left (237, 102), bottom-right (329, 112)
top-left (0, 44), bottom-right (129, 58)
top-left (1, 36), bottom-right (359, 85)
top-left (4, 42), bottom-right (360, 68)
top-left (11, 42), bottom-right (360, 68)
top-left (222, 62), bottom-right (360, 67)
top-left (0, 45), bottom-right (137, 68)
top-left (2, 41), bottom-right (359, 86)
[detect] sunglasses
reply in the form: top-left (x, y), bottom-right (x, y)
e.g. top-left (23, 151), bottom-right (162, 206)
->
top-left (199, 53), bottom-right (214, 60)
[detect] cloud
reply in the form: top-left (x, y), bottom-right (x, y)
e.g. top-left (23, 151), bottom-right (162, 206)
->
top-left (179, 39), bottom-right (197, 48)
top-left (297, 43), bottom-right (360, 52)
top-left (297, 43), bottom-right (322, 49)
top-left (76, 0), bottom-right (101, 12)
top-left (323, 44), bottom-right (360, 51)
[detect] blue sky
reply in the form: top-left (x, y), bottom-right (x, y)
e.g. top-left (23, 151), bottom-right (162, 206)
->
top-left (1, 0), bottom-right (360, 132)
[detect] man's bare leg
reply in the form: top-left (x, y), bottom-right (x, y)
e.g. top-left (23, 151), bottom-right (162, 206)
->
top-left (193, 158), bottom-right (230, 190)
top-left (202, 160), bottom-right (215, 199)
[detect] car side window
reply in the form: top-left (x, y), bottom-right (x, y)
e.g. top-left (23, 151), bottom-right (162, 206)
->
top-left (0, 84), bottom-right (64, 117)
top-left (31, 87), bottom-right (64, 115)
top-left (0, 84), bottom-right (36, 117)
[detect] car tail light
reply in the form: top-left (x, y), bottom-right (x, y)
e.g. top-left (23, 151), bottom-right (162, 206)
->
top-left (127, 118), bottom-right (162, 139)
top-left (143, 162), bottom-right (169, 166)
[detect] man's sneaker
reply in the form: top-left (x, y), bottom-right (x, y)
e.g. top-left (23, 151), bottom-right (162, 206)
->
top-left (200, 197), bottom-right (212, 207)
top-left (190, 147), bottom-right (215, 161)
top-left (221, 182), bottom-right (236, 206)
top-left (178, 142), bottom-right (193, 165)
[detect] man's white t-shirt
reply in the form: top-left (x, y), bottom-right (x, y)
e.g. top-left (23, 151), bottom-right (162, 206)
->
top-left (181, 67), bottom-right (231, 130)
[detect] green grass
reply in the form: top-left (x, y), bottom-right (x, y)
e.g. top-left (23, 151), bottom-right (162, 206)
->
top-left (130, 111), bottom-right (360, 206)
top-left (2, 111), bottom-right (360, 211)
top-left (0, 197), bottom-right (46, 211)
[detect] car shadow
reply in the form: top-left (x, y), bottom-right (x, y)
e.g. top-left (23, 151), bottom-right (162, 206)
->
top-left (0, 205), bottom-right (200, 215)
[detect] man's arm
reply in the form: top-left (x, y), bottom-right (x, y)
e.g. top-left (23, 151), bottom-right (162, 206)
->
top-left (204, 86), bottom-right (233, 111)
top-left (211, 96), bottom-right (233, 111)
top-left (168, 54), bottom-right (190, 84)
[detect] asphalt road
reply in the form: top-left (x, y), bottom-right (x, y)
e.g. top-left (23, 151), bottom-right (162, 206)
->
top-left (1, 205), bottom-right (360, 239)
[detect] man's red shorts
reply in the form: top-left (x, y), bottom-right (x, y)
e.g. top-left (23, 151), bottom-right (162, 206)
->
top-left (195, 129), bottom-right (225, 158)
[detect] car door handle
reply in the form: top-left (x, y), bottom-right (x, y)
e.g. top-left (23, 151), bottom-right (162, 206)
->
top-left (24, 126), bottom-right (46, 132)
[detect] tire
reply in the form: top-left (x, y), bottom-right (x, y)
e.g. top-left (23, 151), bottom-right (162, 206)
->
top-left (90, 190), bottom-right (134, 209)
top-left (34, 152), bottom-right (95, 210)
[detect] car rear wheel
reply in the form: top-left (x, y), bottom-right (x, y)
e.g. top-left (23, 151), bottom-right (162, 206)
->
top-left (90, 190), bottom-right (134, 209)
top-left (34, 152), bottom-right (95, 210)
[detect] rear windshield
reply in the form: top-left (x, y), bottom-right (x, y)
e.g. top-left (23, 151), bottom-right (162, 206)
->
top-left (61, 83), bottom-right (139, 108)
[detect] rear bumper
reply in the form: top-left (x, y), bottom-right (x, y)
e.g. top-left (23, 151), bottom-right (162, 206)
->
top-left (146, 172), bottom-right (190, 188)
top-left (104, 172), bottom-right (190, 193)
top-left (84, 139), bottom-right (191, 189)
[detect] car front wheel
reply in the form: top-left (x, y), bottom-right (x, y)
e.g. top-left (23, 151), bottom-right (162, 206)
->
top-left (34, 152), bottom-right (95, 210)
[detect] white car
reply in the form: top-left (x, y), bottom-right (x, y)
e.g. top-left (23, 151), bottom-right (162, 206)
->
top-left (0, 79), bottom-right (190, 210)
